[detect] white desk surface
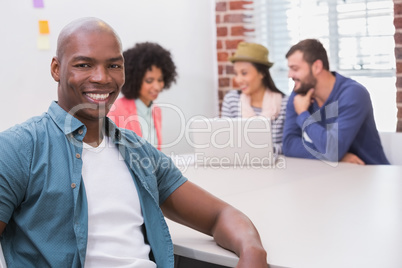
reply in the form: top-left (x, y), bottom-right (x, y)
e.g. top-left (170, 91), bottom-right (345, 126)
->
top-left (167, 156), bottom-right (402, 268)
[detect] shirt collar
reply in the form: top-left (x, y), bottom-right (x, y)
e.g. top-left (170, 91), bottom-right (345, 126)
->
top-left (105, 116), bottom-right (122, 143)
top-left (47, 101), bottom-right (123, 143)
top-left (47, 101), bottom-right (85, 135)
top-left (135, 99), bottom-right (153, 114)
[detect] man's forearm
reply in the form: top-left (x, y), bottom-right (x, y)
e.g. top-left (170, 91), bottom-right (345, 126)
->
top-left (212, 206), bottom-right (268, 268)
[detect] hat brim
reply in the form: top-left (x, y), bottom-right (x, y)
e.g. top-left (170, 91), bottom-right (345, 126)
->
top-left (229, 56), bottom-right (274, 68)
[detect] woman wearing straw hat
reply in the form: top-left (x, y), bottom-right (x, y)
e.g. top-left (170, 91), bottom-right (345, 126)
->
top-left (221, 42), bottom-right (288, 154)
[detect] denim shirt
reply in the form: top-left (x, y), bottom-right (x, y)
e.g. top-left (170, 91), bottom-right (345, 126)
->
top-left (0, 101), bottom-right (187, 267)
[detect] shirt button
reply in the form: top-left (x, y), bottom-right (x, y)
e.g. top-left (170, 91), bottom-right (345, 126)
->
top-left (78, 129), bottom-right (84, 135)
top-left (71, 183), bottom-right (76, 189)
top-left (76, 153), bottom-right (81, 159)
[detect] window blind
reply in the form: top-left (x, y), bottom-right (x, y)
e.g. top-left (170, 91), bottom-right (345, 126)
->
top-left (247, 0), bottom-right (395, 93)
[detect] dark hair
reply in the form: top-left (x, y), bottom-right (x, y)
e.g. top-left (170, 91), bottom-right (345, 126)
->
top-left (121, 42), bottom-right (178, 99)
top-left (252, 63), bottom-right (284, 96)
top-left (285, 39), bottom-right (330, 70)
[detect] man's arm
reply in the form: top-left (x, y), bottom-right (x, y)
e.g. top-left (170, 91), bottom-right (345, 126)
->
top-left (284, 85), bottom-right (372, 162)
top-left (0, 221), bottom-right (5, 236)
top-left (300, 85), bottom-right (371, 162)
top-left (282, 92), bottom-right (317, 159)
top-left (161, 181), bottom-right (268, 268)
top-left (0, 130), bottom-right (31, 237)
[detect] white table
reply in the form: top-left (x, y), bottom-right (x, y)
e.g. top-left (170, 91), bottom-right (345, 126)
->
top-left (167, 156), bottom-right (402, 268)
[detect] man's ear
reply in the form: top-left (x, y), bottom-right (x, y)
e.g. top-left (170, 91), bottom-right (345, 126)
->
top-left (50, 57), bottom-right (60, 82)
top-left (312, 59), bottom-right (323, 75)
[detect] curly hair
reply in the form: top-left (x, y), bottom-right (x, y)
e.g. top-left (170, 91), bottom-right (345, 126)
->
top-left (121, 42), bottom-right (178, 99)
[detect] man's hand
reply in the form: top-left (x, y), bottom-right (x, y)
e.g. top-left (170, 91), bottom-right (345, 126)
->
top-left (294, 89), bottom-right (314, 115)
top-left (237, 246), bottom-right (268, 268)
top-left (341, 152), bottom-right (365, 165)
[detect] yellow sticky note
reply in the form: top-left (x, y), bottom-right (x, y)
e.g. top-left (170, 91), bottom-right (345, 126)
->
top-left (37, 35), bottom-right (50, 50)
top-left (38, 20), bottom-right (50, 34)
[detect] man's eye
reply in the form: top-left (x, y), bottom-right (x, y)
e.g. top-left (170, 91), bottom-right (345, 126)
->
top-left (110, 64), bottom-right (122, 69)
top-left (76, 63), bottom-right (90, 68)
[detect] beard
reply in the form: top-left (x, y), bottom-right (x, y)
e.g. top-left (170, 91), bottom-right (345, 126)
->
top-left (293, 70), bottom-right (317, 95)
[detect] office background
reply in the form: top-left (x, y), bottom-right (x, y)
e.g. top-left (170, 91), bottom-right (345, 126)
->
top-left (0, 0), bottom-right (400, 156)
top-left (216, 0), bottom-right (400, 133)
top-left (0, 0), bottom-right (218, 155)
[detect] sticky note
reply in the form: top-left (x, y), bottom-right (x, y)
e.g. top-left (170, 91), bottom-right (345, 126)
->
top-left (38, 20), bottom-right (50, 34)
top-left (37, 35), bottom-right (50, 50)
top-left (33, 0), bottom-right (44, 8)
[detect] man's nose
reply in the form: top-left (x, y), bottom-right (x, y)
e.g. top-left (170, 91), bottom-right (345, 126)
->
top-left (91, 66), bottom-right (111, 83)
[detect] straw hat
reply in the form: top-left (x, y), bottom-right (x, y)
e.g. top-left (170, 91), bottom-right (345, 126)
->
top-left (229, 42), bottom-right (274, 68)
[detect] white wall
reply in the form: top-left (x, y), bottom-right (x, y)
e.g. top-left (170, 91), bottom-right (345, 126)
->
top-left (0, 0), bottom-right (218, 154)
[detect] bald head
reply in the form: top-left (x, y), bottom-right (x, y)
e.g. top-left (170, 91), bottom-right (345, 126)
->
top-left (56, 17), bottom-right (122, 60)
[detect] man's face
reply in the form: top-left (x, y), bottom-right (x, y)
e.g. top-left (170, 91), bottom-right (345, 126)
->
top-left (51, 30), bottom-right (125, 124)
top-left (287, 50), bottom-right (316, 95)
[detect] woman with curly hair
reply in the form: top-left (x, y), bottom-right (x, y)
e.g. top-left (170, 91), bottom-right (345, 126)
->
top-left (109, 42), bottom-right (177, 150)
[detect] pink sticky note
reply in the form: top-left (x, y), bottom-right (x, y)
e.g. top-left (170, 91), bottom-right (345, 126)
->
top-left (33, 0), bottom-right (44, 8)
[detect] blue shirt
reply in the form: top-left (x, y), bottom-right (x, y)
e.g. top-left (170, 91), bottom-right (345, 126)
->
top-left (282, 72), bottom-right (389, 164)
top-left (0, 101), bottom-right (187, 267)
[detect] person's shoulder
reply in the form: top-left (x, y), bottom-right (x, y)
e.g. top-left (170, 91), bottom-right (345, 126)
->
top-left (112, 96), bottom-right (133, 109)
top-left (3, 113), bottom-right (49, 135)
top-left (335, 72), bottom-right (367, 93)
top-left (333, 73), bottom-right (371, 106)
top-left (113, 96), bottom-right (129, 104)
top-left (118, 126), bottom-right (141, 142)
top-left (109, 96), bottom-right (134, 117)
top-left (118, 127), bottom-right (154, 153)
top-left (223, 90), bottom-right (241, 103)
top-left (0, 114), bottom-right (49, 150)
top-left (224, 89), bottom-right (241, 98)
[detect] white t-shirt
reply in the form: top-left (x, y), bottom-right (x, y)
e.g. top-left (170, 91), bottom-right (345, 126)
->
top-left (81, 136), bottom-right (156, 268)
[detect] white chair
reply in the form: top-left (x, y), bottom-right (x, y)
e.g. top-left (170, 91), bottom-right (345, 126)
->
top-left (0, 244), bottom-right (6, 268)
top-left (379, 132), bottom-right (402, 165)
